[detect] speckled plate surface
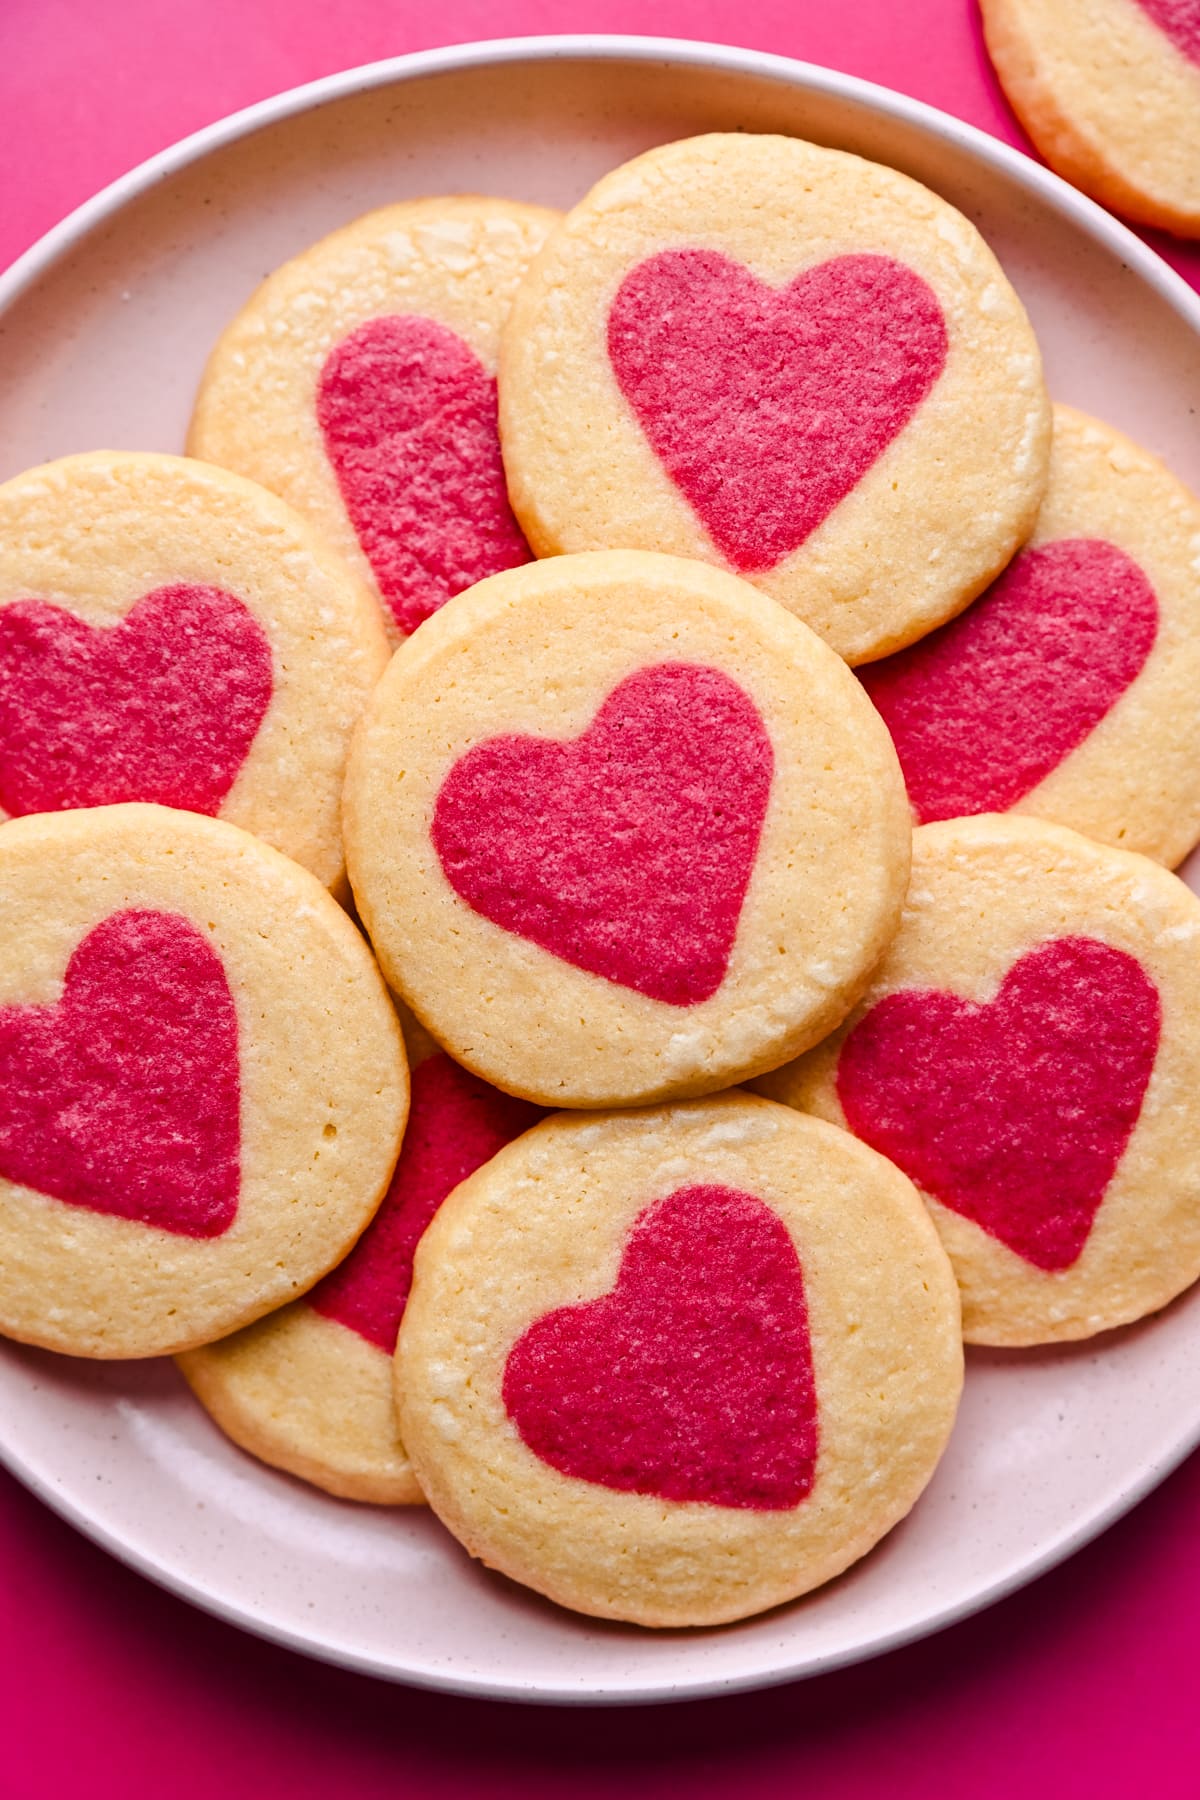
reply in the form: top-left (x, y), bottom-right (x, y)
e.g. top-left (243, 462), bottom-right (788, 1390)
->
top-left (1, 36), bottom-right (1199, 1705)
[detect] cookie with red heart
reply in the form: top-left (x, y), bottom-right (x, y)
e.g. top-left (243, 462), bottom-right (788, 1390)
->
top-left (861, 405), bottom-right (1200, 866)
top-left (758, 814), bottom-right (1200, 1344)
top-left (178, 1019), bottom-right (544, 1503)
top-left (395, 1091), bottom-right (962, 1626)
top-left (0, 452), bottom-right (388, 889)
top-left (0, 804), bottom-right (407, 1359)
top-left (343, 548), bottom-right (911, 1107)
top-left (499, 132), bottom-right (1051, 665)
top-left (189, 197), bottom-right (560, 640)
top-left (981, 0), bottom-right (1200, 238)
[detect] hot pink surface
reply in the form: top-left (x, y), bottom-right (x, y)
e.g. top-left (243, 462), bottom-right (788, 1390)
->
top-left (317, 315), bottom-right (532, 635)
top-left (433, 662), bottom-right (772, 1005)
top-left (504, 1185), bottom-right (817, 1509)
top-left (0, 911), bottom-right (240, 1237)
top-left (860, 539), bottom-right (1159, 821)
top-left (609, 251), bottom-right (946, 570)
top-left (1136, 0), bottom-right (1200, 66)
top-left (0, 585), bottom-right (273, 817)
top-left (3, 3), bottom-right (1200, 1792)
top-left (837, 937), bottom-right (1161, 1270)
top-left (311, 1052), bottom-right (544, 1351)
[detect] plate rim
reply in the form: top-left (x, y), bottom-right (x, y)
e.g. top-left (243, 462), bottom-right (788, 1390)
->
top-left (6, 1344), bottom-right (1200, 1706)
top-left (2, 32), bottom-right (1199, 333)
top-left (2, 32), bottom-right (1200, 1706)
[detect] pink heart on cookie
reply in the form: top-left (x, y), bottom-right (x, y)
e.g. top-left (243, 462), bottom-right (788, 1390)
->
top-left (503, 1184), bottom-right (818, 1510)
top-left (860, 539), bottom-right (1158, 822)
top-left (0, 584), bottom-right (273, 820)
top-left (431, 661), bottom-right (773, 1006)
top-left (317, 314), bottom-right (532, 635)
top-left (311, 1053), bottom-right (544, 1352)
top-left (1135, 0), bottom-right (1200, 66)
top-left (0, 910), bottom-right (241, 1238)
top-left (836, 936), bottom-right (1161, 1270)
top-left (607, 250), bottom-right (948, 571)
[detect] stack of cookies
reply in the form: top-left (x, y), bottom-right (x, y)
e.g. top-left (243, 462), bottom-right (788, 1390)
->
top-left (3, 131), bottom-right (1200, 1631)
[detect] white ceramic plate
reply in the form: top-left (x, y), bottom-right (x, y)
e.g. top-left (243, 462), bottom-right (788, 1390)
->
top-left (1, 35), bottom-right (1200, 1706)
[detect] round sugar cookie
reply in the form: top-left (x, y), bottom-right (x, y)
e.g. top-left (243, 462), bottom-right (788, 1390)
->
top-left (343, 549), bottom-right (912, 1108)
top-left (499, 132), bottom-right (1051, 665)
top-left (861, 404), bottom-right (1200, 867)
top-left (189, 196), bottom-right (560, 639)
top-left (178, 1025), bottom-right (544, 1503)
top-left (757, 815), bottom-right (1200, 1345)
top-left (981, 0), bottom-right (1200, 238)
top-left (0, 452), bottom-right (389, 889)
top-left (396, 1092), bottom-right (963, 1628)
top-left (0, 804), bottom-right (407, 1359)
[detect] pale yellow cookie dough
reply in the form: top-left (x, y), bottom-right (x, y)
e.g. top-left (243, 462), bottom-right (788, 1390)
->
top-left (179, 1303), bottom-right (418, 1505)
top-left (0, 452), bottom-right (388, 889)
top-left (189, 196), bottom-right (560, 637)
top-left (397, 1092), bottom-right (963, 1628)
top-left (982, 0), bottom-right (1200, 237)
top-left (178, 1012), bottom-right (442, 1505)
top-left (759, 815), bottom-right (1200, 1345)
top-left (0, 804), bottom-right (408, 1359)
top-left (343, 549), bottom-right (912, 1108)
top-left (499, 133), bottom-right (1050, 664)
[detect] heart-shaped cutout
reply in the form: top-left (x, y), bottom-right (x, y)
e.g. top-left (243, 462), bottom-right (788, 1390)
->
top-left (0, 910), bottom-right (241, 1237)
top-left (431, 662), bottom-right (773, 1006)
top-left (1135, 0), bottom-right (1200, 66)
top-left (503, 1185), bottom-right (818, 1510)
top-left (317, 314), bottom-right (532, 636)
top-left (836, 937), bottom-right (1161, 1271)
top-left (859, 539), bottom-right (1158, 821)
top-left (311, 1053), bottom-right (544, 1352)
top-left (607, 250), bottom-right (948, 572)
top-left (0, 585), bottom-right (273, 819)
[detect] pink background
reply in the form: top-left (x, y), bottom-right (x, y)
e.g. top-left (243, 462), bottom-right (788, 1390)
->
top-left (2, 1), bottom-right (1199, 1793)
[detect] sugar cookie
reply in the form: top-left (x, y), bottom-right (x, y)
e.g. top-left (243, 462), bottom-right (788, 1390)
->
top-left (189, 197), bottom-right (560, 638)
top-left (396, 1092), bottom-right (962, 1627)
top-left (0, 804), bottom-right (407, 1359)
top-left (343, 549), bottom-right (911, 1107)
top-left (981, 0), bottom-right (1200, 238)
top-left (861, 405), bottom-right (1200, 866)
top-left (758, 815), bottom-right (1200, 1345)
top-left (0, 452), bottom-right (388, 889)
top-left (499, 133), bottom-right (1050, 664)
top-left (179, 1032), bottom-right (543, 1503)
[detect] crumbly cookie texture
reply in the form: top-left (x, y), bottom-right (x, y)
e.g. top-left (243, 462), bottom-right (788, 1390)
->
top-left (397, 1092), bottom-right (962, 1627)
top-left (0, 451), bottom-right (388, 889)
top-left (178, 1021), bottom-right (543, 1504)
top-left (0, 804), bottom-right (408, 1358)
top-left (343, 548), bottom-right (912, 1108)
top-left (499, 132), bottom-right (1050, 664)
top-left (189, 197), bottom-right (560, 639)
top-left (981, 0), bottom-right (1200, 237)
top-left (861, 404), bottom-right (1200, 867)
top-left (758, 814), bottom-right (1200, 1345)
